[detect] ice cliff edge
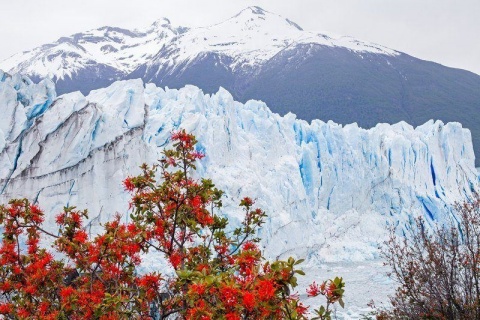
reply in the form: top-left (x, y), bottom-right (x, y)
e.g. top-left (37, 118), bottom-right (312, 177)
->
top-left (0, 72), bottom-right (478, 263)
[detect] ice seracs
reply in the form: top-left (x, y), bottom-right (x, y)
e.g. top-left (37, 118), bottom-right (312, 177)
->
top-left (0, 73), bottom-right (477, 265)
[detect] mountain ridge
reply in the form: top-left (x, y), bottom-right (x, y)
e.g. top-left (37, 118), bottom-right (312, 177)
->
top-left (0, 6), bottom-right (398, 81)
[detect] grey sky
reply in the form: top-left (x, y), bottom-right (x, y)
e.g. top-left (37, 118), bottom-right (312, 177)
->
top-left (1, 0), bottom-right (479, 74)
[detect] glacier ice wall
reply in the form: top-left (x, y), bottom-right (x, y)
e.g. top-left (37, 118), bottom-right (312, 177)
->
top-left (0, 72), bottom-right (478, 263)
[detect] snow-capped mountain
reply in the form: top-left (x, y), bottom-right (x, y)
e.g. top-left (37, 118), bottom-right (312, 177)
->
top-left (0, 7), bottom-right (395, 82)
top-left (2, 7), bottom-right (480, 169)
top-left (0, 71), bottom-right (478, 263)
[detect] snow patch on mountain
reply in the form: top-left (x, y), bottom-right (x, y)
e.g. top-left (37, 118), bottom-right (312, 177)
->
top-left (0, 7), bottom-right (398, 82)
top-left (0, 73), bottom-right (477, 266)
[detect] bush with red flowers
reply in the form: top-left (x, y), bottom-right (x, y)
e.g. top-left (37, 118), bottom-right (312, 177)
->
top-left (0, 130), bottom-right (344, 319)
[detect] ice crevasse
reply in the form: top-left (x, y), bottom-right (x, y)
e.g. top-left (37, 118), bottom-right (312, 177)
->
top-left (0, 70), bottom-right (478, 264)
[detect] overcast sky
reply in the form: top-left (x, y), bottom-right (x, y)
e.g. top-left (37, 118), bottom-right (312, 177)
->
top-left (1, 0), bottom-right (479, 74)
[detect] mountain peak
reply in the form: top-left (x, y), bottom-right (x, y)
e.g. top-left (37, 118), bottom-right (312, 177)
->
top-left (233, 6), bottom-right (272, 19)
top-left (247, 6), bottom-right (267, 15)
top-left (232, 6), bottom-right (303, 31)
top-left (152, 17), bottom-right (172, 26)
top-left (151, 17), bottom-right (171, 28)
top-left (0, 5), bottom-right (398, 86)
top-left (226, 6), bottom-right (303, 33)
top-left (147, 17), bottom-right (190, 36)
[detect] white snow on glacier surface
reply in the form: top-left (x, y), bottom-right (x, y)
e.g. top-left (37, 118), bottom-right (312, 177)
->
top-left (0, 73), bottom-right (478, 318)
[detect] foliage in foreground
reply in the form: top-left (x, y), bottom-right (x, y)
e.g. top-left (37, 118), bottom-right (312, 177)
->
top-left (376, 195), bottom-right (480, 319)
top-left (0, 130), bottom-right (344, 319)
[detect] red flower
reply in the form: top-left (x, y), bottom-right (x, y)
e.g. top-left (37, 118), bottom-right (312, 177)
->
top-left (192, 151), bottom-right (205, 160)
top-left (242, 292), bottom-right (255, 311)
top-left (138, 274), bottom-right (161, 288)
top-left (38, 301), bottom-right (50, 315)
top-left (169, 251), bottom-right (182, 269)
top-left (17, 308), bottom-right (29, 318)
top-left (307, 281), bottom-right (321, 297)
top-left (215, 244), bottom-right (228, 255)
top-left (225, 312), bottom-right (240, 320)
top-left (0, 281), bottom-right (12, 292)
top-left (60, 287), bottom-right (75, 299)
top-left (220, 285), bottom-right (238, 308)
top-left (196, 210), bottom-right (214, 226)
top-left (257, 279), bottom-right (276, 301)
top-left (73, 230), bottom-right (88, 243)
top-left (242, 241), bottom-right (258, 251)
top-left (55, 213), bottom-right (65, 224)
top-left (29, 204), bottom-right (43, 223)
top-left (190, 283), bottom-right (206, 295)
top-left (166, 157), bottom-right (176, 166)
top-left (123, 177), bottom-right (135, 191)
top-left (70, 212), bottom-right (82, 225)
top-left (191, 195), bottom-right (202, 208)
top-left (326, 282), bottom-right (338, 298)
top-left (127, 223), bottom-right (137, 233)
top-left (0, 303), bottom-right (12, 314)
top-left (242, 197), bottom-right (254, 206)
top-left (196, 264), bottom-right (210, 273)
top-left (296, 301), bottom-right (308, 316)
top-left (25, 285), bottom-right (37, 295)
top-left (27, 237), bottom-right (39, 254)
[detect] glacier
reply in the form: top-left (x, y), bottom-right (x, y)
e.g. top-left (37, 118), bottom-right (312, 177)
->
top-left (0, 72), bottom-right (479, 317)
top-left (0, 70), bottom-right (478, 260)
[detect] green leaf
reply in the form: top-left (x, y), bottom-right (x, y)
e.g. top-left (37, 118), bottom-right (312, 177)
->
top-left (295, 269), bottom-right (305, 276)
top-left (290, 276), bottom-right (298, 287)
top-left (176, 270), bottom-right (191, 279)
top-left (317, 305), bottom-right (325, 315)
top-left (205, 275), bottom-right (216, 285)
